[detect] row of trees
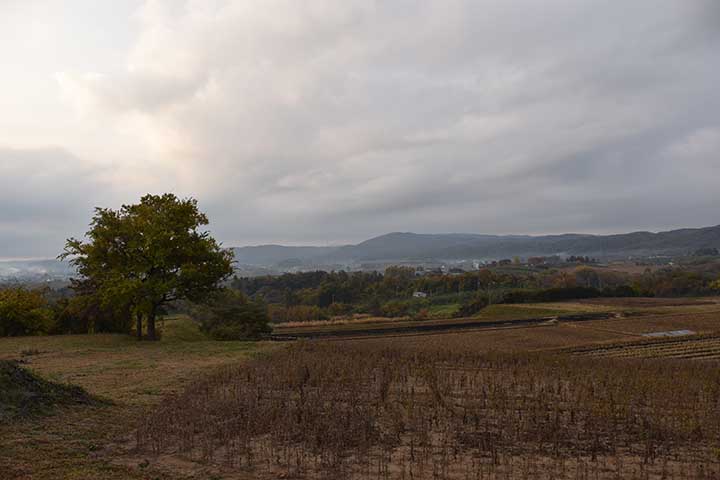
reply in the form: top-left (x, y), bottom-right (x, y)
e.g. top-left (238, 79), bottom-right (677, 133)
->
top-left (234, 263), bottom-right (720, 322)
top-left (0, 286), bottom-right (136, 336)
top-left (232, 267), bottom-right (530, 307)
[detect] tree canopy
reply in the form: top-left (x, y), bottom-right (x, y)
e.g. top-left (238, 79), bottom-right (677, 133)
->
top-left (61, 193), bottom-right (234, 340)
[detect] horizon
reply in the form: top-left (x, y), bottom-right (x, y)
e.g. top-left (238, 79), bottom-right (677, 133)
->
top-left (2, 221), bottom-right (717, 260)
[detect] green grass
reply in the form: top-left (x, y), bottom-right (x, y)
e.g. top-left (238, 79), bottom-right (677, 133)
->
top-left (427, 303), bottom-right (460, 317)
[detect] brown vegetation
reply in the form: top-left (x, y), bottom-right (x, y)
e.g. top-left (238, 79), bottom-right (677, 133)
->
top-left (578, 311), bottom-right (720, 336)
top-left (571, 333), bottom-right (720, 360)
top-left (577, 297), bottom-right (719, 308)
top-left (137, 339), bottom-right (720, 479)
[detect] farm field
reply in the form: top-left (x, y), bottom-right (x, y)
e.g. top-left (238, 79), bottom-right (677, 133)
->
top-left (272, 303), bottom-right (613, 337)
top-left (273, 298), bottom-right (720, 341)
top-left (576, 297), bottom-right (719, 308)
top-left (136, 338), bottom-right (720, 480)
top-left (576, 311), bottom-right (720, 336)
top-left (2, 299), bottom-right (720, 479)
top-left (570, 333), bottom-right (720, 360)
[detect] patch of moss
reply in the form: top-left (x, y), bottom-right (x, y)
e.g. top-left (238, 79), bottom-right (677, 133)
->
top-left (0, 360), bottom-right (103, 422)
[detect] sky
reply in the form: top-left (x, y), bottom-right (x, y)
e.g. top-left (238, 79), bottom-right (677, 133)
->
top-left (1, 0), bottom-right (719, 257)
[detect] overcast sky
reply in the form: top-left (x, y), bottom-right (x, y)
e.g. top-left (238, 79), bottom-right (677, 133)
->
top-left (1, 0), bottom-right (719, 257)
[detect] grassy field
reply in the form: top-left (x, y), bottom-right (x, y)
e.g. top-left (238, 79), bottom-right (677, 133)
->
top-left (0, 316), bottom-right (274, 480)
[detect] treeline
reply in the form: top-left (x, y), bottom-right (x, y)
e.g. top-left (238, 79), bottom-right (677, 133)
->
top-left (0, 285), bottom-right (271, 339)
top-left (232, 264), bottom-right (720, 322)
top-left (232, 267), bottom-right (530, 306)
top-left (3, 262), bottom-right (719, 335)
top-left (0, 286), bottom-right (139, 337)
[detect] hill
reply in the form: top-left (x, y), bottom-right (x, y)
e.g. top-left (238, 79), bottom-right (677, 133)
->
top-left (233, 224), bottom-right (720, 266)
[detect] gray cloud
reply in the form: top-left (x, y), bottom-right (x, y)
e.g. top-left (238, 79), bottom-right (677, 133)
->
top-left (0, 147), bottom-right (113, 256)
top-left (3, 0), bottom-right (720, 255)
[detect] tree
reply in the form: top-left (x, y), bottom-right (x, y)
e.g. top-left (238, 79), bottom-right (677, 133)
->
top-left (61, 194), bottom-right (234, 340)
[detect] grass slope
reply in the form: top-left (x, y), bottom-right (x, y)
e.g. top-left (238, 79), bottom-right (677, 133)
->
top-left (0, 360), bottom-right (101, 422)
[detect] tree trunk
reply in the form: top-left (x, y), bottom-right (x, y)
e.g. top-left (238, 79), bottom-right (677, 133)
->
top-left (147, 307), bottom-right (158, 341)
top-left (136, 313), bottom-right (143, 341)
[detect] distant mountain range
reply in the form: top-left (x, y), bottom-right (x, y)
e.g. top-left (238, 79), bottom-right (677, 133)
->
top-left (3, 225), bottom-right (719, 279)
top-left (233, 225), bottom-right (720, 266)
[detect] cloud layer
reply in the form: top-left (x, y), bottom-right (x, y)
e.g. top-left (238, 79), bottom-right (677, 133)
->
top-left (2, 0), bottom-right (719, 255)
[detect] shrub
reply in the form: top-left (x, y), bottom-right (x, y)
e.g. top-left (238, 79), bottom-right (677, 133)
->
top-left (327, 302), bottom-right (353, 317)
top-left (454, 295), bottom-right (489, 317)
top-left (0, 288), bottom-right (56, 337)
top-left (380, 300), bottom-right (412, 317)
top-left (192, 289), bottom-right (271, 340)
top-left (269, 304), bottom-right (329, 323)
top-left (52, 295), bottom-right (133, 335)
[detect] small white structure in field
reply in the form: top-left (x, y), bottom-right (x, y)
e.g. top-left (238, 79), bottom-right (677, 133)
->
top-left (413, 291), bottom-right (428, 298)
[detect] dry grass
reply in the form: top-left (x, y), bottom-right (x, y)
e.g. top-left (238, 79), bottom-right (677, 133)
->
top-left (0, 316), bottom-right (272, 480)
top-left (137, 340), bottom-right (720, 479)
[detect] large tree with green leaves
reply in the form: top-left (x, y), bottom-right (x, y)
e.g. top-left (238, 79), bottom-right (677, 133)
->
top-left (61, 194), bottom-right (234, 340)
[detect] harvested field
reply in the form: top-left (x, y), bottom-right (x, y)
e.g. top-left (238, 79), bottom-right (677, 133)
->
top-left (273, 312), bottom-right (616, 340)
top-left (571, 334), bottom-right (720, 360)
top-left (358, 322), bottom-right (633, 351)
top-left (577, 297), bottom-right (719, 308)
top-left (137, 341), bottom-right (720, 479)
top-left (577, 311), bottom-right (720, 336)
top-left (4, 304), bottom-right (720, 479)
